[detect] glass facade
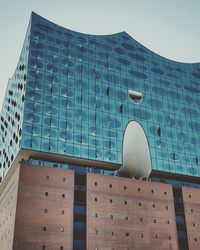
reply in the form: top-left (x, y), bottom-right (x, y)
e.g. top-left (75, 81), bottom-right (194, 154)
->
top-left (1, 12), bottom-right (200, 182)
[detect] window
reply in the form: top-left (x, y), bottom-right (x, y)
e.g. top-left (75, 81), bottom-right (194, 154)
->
top-left (110, 199), bottom-right (113, 203)
top-left (153, 219), bottom-right (156, 223)
top-left (169, 236), bottom-right (171, 240)
top-left (139, 203), bottom-right (142, 206)
top-left (94, 197), bottom-right (98, 202)
top-left (167, 220), bottom-right (170, 224)
top-left (125, 216), bottom-right (128, 220)
top-left (166, 205), bottom-right (168, 210)
top-left (42, 245), bottom-right (45, 250)
top-left (111, 231), bottom-right (114, 235)
top-left (45, 175), bottom-right (49, 180)
top-left (191, 209), bottom-right (193, 213)
top-left (43, 226), bottom-right (47, 231)
top-left (110, 214), bottom-right (113, 219)
top-left (151, 190), bottom-right (154, 193)
top-left (94, 182), bottom-right (97, 186)
top-left (45, 192), bottom-right (48, 196)
top-left (140, 218), bottom-right (143, 222)
top-left (95, 230), bottom-right (98, 235)
top-left (193, 223), bottom-right (195, 227)
top-left (138, 188), bottom-right (141, 192)
top-left (109, 184), bottom-right (112, 188)
top-left (164, 191), bottom-right (167, 195)
top-left (95, 213), bottom-right (98, 218)
top-left (126, 232), bottom-right (129, 237)
top-left (152, 204), bottom-right (155, 208)
top-left (44, 208), bottom-right (48, 213)
top-left (61, 210), bottom-right (65, 215)
top-left (62, 177), bottom-right (66, 182)
top-left (62, 193), bottom-right (65, 198)
top-left (189, 194), bottom-right (191, 198)
top-left (124, 201), bottom-right (127, 205)
top-left (128, 90), bottom-right (143, 103)
top-left (124, 186), bottom-right (127, 190)
top-left (194, 238), bottom-right (197, 242)
top-left (60, 247), bottom-right (64, 250)
top-left (157, 127), bottom-right (161, 137)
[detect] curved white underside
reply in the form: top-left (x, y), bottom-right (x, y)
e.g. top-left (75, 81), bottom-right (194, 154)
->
top-left (118, 121), bottom-right (152, 179)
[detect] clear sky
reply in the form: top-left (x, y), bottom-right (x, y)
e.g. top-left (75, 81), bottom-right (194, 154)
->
top-left (0, 0), bottom-right (200, 111)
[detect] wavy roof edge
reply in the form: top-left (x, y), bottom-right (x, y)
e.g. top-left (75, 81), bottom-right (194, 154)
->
top-left (32, 12), bottom-right (200, 66)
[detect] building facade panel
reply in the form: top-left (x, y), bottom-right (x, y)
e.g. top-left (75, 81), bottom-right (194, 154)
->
top-left (0, 166), bottom-right (20, 250)
top-left (13, 165), bottom-right (74, 250)
top-left (182, 187), bottom-right (200, 250)
top-left (87, 173), bottom-right (179, 250)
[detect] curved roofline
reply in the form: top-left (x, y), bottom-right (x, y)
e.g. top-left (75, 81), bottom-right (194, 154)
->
top-left (123, 31), bottom-right (200, 65)
top-left (32, 11), bottom-right (125, 37)
top-left (33, 11), bottom-right (200, 65)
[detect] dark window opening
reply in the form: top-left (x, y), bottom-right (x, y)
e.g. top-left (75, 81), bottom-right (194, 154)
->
top-left (120, 104), bottom-right (123, 114)
top-left (106, 86), bottom-right (110, 96)
top-left (157, 127), bottom-right (161, 137)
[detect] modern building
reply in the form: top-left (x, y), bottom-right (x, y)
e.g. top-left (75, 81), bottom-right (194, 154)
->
top-left (0, 12), bottom-right (200, 250)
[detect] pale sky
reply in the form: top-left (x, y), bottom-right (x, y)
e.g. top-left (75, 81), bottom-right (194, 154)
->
top-left (0, 0), bottom-right (200, 111)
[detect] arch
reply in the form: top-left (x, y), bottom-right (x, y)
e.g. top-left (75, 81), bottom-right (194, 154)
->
top-left (118, 121), bottom-right (152, 179)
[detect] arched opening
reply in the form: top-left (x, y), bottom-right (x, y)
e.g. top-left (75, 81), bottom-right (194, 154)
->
top-left (118, 121), bottom-right (152, 179)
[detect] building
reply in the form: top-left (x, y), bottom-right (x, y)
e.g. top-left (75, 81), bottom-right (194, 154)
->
top-left (0, 12), bottom-right (200, 250)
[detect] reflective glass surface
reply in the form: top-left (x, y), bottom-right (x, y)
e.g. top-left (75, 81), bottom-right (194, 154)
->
top-left (1, 12), bottom-right (200, 181)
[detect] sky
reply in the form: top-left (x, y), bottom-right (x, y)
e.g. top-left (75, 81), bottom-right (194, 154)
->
top-left (0, 0), bottom-right (200, 111)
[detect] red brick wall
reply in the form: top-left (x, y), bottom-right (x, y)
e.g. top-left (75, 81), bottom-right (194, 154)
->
top-left (182, 187), bottom-right (200, 250)
top-left (13, 165), bottom-right (74, 250)
top-left (87, 173), bottom-right (179, 250)
top-left (0, 166), bottom-right (20, 250)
